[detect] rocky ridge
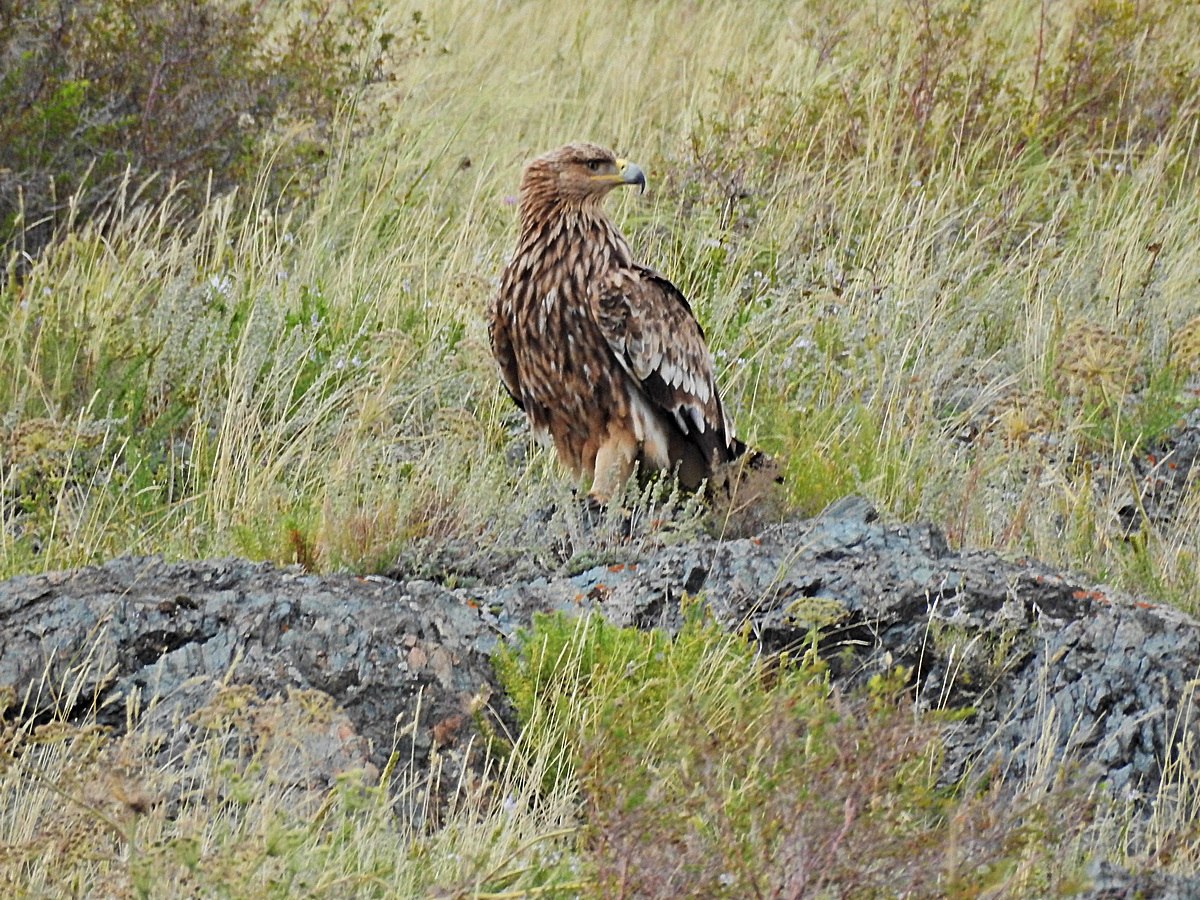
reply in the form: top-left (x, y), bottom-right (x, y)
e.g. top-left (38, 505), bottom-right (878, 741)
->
top-left (2, 497), bottom-right (1199, 894)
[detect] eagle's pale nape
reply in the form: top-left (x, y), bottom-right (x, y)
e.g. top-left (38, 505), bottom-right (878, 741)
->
top-left (487, 142), bottom-right (747, 505)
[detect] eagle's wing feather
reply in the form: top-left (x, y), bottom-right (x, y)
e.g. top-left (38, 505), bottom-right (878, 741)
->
top-left (487, 292), bottom-right (524, 411)
top-left (591, 265), bottom-right (735, 465)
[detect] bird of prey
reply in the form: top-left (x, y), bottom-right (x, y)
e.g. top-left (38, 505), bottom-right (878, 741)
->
top-left (488, 142), bottom-right (749, 506)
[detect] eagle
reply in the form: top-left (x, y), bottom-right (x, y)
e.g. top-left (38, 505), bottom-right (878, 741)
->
top-left (488, 142), bottom-right (749, 506)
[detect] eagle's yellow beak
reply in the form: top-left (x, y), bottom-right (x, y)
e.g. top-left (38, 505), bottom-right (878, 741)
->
top-left (616, 159), bottom-right (647, 194)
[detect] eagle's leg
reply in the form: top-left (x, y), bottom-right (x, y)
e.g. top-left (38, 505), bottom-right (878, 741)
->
top-left (587, 429), bottom-right (638, 506)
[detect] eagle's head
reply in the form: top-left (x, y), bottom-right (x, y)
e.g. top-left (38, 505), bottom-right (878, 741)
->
top-left (519, 142), bottom-right (646, 211)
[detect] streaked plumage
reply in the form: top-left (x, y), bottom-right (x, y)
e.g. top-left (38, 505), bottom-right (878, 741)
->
top-left (488, 142), bottom-right (748, 504)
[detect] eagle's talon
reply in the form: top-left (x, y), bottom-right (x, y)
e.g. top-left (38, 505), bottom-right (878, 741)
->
top-left (581, 494), bottom-right (633, 538)
top-left (582, 494), bottom-right (606, 528)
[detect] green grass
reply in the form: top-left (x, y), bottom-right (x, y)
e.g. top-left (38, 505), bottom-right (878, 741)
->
top-left (3, 608), bottom-right (1190, 896)
top-left (494, 609), bottom-right (1102, 897)
top-left (4, 0), bottom-right (1200, 892)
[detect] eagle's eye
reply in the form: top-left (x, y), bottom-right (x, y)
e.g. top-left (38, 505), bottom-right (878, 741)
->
top-left (585, 160), bottom-right (603, 172)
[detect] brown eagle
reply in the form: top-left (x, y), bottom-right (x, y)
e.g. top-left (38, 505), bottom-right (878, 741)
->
top-left (488, 142), bottom-right (748, 505)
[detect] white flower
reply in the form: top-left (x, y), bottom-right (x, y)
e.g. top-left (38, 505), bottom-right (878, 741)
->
top-left (207, 274), bottom-right (233, 297)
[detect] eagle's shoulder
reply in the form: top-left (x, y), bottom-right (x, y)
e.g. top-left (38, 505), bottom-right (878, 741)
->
top-left (597, 262), bottom-right (695, 316)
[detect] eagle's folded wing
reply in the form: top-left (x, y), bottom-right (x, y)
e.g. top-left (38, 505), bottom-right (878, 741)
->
top-left (591, 265), bottom-right (739, 466)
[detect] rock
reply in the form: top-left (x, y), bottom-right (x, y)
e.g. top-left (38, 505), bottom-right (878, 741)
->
top-left (0, 556), bottom-right (501, 823)
top-left (1124, 406), bottom-right (1200, 531)
top-left (1, 496), bottom-right (1199, 821)
top-left (481, 498), bottom-right (1200, 796)
top-left (1080, 860), bottom-right (1200, 899)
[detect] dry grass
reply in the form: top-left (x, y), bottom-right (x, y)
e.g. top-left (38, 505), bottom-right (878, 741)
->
top-left (4, 0), bottom-right (1198, 598)
top-left (3, 0), bottom-right (1200, 892)
top-left (0, 671), bottom-right (583, 897)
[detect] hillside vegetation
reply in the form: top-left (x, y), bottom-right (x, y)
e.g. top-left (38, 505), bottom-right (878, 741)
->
top-left (4, 0), bottom-right (1200, 601)
top-left (2, 0), bottom-right (1199, 894)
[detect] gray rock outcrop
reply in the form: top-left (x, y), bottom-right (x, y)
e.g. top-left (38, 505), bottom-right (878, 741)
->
top-left (1, 497), bottom-right (1198, 837)
top-left (487, 496), bottom-right (1200, 798)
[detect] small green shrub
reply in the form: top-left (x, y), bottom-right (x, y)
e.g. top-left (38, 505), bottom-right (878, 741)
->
top-left (674, 0), bottom-right (1200, 225)
top-left (0, 0), bottom-right (398, 263)
top-left (496, 609), bottom-right (1095, 897)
